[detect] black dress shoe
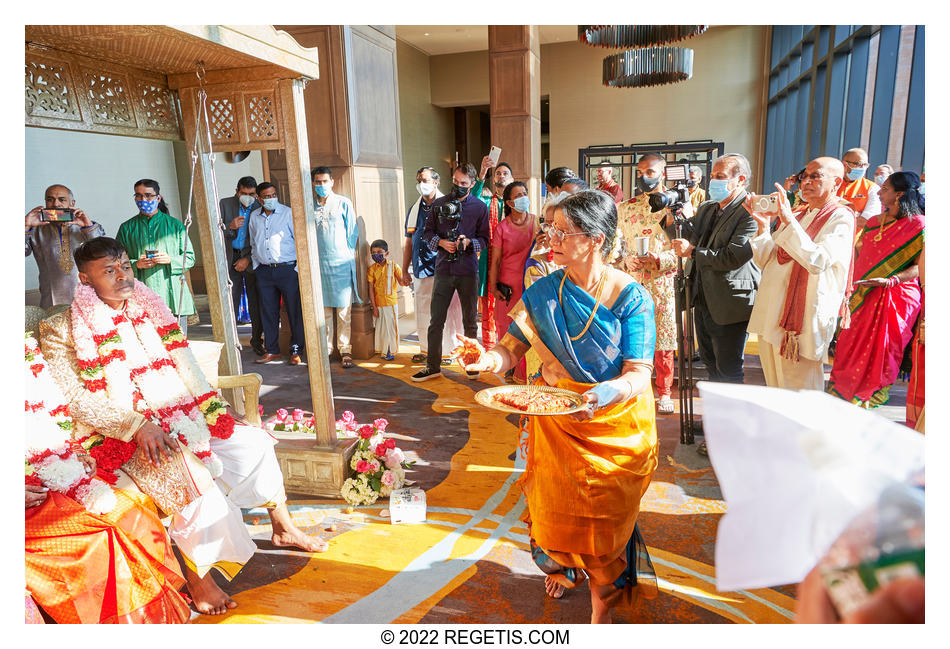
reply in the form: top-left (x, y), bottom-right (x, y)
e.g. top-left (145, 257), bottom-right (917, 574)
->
top-left (251, 341), bottom-right (266, 356)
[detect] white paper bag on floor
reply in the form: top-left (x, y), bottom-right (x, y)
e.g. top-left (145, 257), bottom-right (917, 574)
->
top-left (698, 382), bottom-right (924, 592)
top-left (389, 487), bottom-right (427, 524)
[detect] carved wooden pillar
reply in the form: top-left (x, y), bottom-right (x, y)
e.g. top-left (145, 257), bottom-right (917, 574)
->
top-left (488, 26), bottom-right (543, 209)
top-left (270, 25), bottom-right (406, 360)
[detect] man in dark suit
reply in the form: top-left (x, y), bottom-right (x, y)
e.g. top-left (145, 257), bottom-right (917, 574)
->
top-left (665, 153), bottom-right (760, 386)
top-left (221, 176), bottom-right (264, 356)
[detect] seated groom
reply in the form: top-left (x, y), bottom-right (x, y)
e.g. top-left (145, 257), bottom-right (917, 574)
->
top-left (39, 237), bottom-right (328, 614)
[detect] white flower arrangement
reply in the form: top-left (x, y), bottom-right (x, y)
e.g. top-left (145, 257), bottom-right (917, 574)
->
top-left (339, 416), bottom-right (414, 506)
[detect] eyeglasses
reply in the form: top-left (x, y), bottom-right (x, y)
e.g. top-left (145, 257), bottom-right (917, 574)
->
top-left (842, 160), bottom-right (869, 169)
top-left (548, 225), bottom-right (588, 243)
top-left (133, 192), bottom-right (157, 200)
top-left (798, 172), bottom-right (828, 182)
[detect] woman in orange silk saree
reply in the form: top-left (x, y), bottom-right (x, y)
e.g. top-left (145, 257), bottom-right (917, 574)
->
top-left (467, 191), bottom-right (659, 622)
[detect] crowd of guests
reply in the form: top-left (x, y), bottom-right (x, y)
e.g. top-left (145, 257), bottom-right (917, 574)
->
top-left (24, 143), bottom-right (923, 624)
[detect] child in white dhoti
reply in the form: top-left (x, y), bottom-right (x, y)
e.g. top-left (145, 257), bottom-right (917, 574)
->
top-left (368, 239), bottom-right (403, 360)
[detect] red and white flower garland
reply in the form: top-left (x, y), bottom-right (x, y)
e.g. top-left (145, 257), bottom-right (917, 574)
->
top-left (25, 334), bottom-right (116, 514)
top-left (70, 280), bottom-right (234, 477)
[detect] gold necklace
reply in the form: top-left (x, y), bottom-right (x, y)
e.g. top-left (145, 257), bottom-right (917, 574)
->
top-left (558, 268), bottom-right (608, 341)
top-left (874, 215), bottom-right (893, 243)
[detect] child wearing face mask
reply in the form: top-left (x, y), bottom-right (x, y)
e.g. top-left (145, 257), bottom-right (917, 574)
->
top-left (368, 239), bottom-right (404, 361)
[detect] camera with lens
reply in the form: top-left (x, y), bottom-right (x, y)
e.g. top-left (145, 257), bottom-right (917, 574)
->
top-left (648, 163), bottom-right (690, 214)
top-left (437, 199), bottom-right (463, 262)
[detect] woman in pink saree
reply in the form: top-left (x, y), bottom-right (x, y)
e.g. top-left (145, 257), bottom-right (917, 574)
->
top-left (829, 171), bottom-right (924, 407)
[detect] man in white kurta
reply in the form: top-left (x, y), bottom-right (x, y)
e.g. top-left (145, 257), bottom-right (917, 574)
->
top-left (745, 157), bottom-right (854, 390)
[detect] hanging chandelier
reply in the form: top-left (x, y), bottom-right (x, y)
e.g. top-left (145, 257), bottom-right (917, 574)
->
top-left (602, 47), bottom-right (694, 88)
top-left (578, 25), bottom-right (707, 49)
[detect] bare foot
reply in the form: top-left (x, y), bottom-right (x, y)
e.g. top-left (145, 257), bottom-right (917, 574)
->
top-left (545, 575), bottom-right (565, 599)
top-left (272, 528), bottom-right (329, 553)
top-left (590, 582), bottom-right (614, 624)
top-left (186, 572), bottom-right (237, 615)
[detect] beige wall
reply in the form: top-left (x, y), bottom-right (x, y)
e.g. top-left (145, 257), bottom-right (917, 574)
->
top-left (540, 26), bottom-right (768, 188)
top-left (396, 40), bottom-right (456, 210)
top-left (429, 50), bottom-right (489, 108)
top-left (25, 126), bottom-right (262, 294)
top-left (424, 26), bottom-right (768, 191)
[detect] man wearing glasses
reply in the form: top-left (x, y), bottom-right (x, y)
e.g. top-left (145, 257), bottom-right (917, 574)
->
top-left (838, 148), bottom-right (881, 232)
top-left (744, 157), bottom-right (855, 391)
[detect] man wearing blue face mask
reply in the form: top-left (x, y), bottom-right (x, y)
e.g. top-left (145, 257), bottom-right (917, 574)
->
top-left (667, 154), bottom-right (760, 456)
top-left (311, 166), bottom-right (360, 368)
top-left (246, 182), bottom-right (305, 366)
top-left (222, 176), bottom-right (264, 355)
top-left (838, 148), bottom-right (881, 232)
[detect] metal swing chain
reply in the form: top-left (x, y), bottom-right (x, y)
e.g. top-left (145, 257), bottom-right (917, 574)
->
top-left (178, 61), bottom-right (241, 350)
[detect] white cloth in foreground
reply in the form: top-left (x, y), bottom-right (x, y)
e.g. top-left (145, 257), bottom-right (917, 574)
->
top-left (699, 382), bottom-right (924, 592)
top-left (375, 305), bottom-right (399, 356)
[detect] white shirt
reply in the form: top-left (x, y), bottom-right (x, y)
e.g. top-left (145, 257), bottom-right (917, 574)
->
top-left (861, 183), bottom-right (882, 220)
top-left (746, 205), bottom-right (854, 361)
top-left (248, 202), bottom-right (297, 269)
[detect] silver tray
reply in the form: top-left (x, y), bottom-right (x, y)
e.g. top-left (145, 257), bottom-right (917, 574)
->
top-left (474, 385), bottom-right (587, 416)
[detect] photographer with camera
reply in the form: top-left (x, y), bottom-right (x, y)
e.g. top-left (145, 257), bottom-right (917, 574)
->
top-left (25, 184), bottom-right (104, 309)
top-left (412, 163), bottom-right (489, 382)
top-left (666, 155), bottom-right (760, 451)
top-left (616, 154), bottom-right (685, 415)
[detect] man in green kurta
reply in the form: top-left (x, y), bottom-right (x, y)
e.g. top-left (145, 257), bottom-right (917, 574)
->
top-left (116, 179), bottom-right (196, 334)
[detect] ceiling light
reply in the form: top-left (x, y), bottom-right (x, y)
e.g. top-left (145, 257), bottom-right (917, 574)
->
top-left (603, 47), bottom-right (694, 88)
top-left (578, 25), bottom-right (707, 48)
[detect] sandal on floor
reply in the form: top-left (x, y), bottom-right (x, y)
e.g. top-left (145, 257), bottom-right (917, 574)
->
top-left (697, 441), bottom-right (708, 457)
top-left (341, 354), bottom-right (354, 369)
top-left (411, 353), bottom-right (427, 363)
top-left (657, 397), bottom-right (675, 414)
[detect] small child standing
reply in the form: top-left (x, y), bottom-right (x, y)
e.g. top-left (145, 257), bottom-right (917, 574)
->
top-left (367, 239), bottom-right (403, 360)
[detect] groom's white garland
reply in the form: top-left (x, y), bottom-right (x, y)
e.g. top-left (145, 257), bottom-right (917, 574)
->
top-left (25, 334), bottom-right (116, 514)
top-left (70, 280), bottom-right (234, 477)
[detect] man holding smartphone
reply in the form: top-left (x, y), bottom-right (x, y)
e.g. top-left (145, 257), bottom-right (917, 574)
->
top-left (25, 184), bottom-right (105, 309)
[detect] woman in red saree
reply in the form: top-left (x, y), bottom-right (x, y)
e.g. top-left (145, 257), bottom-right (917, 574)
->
top-left (828, 171), bottom-right (924, 407)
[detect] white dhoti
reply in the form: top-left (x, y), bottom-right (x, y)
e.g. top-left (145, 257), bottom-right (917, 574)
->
top-left (375, 304), bottom-right (399, 356)
top-left (758, 340), bottom-right (826, 391)
top-left (210, 425), bottom-right (287, 508)
top-left (167, 482), bottom-right (257, 579)
top-left (413, 275), bottom-right (463, 355)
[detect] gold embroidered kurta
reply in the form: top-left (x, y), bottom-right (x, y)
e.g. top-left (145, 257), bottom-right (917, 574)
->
top-left (616, 194), bottom-right (677, 351)
top-left (38, 310), bottom-right (144, 442)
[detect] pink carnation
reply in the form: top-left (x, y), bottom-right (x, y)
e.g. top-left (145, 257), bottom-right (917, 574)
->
top-left (276, 408), bottom-right (289, 421)
top-left (292, 409), bottom-right (305, 422)
top-left (384, 447), bottom-right (405, 469)
top-left (341, 410), bottom-right (355, 423)
top-left (358, 425), bottom-right (375, 439)
top-left (373, 418), bottom-right (388, 432)
top-left (346, 421), bottom-right (358, 432)
top-left (368, 460), bottom-right (381, 473)
top-left (356, 459), bottom-right (370, 473)
top-left (381, 470), bottom-right (396, 487)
